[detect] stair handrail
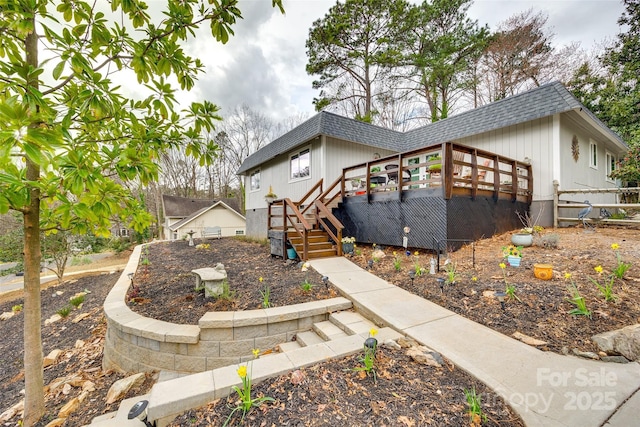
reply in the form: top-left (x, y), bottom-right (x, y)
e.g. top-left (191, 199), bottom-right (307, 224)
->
top-left (282, 198), bottom-right (311, 260)
top-left (317, 176), bottom-right (343, 207)
top-left (298, 178), bottom-right (324, 218)
top-left (313, 199), bottom-right (344, 256)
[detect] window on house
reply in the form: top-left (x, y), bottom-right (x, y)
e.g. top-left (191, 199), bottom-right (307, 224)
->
top-left (250, 170), bottom-right (260, 191)
top-left (290, 148), bottom-right (310, 180)
top-left (605, 152), bottom-right (616, 181)
top-left (235, 230), bottom-right (245, 235)
top-left (172, 232), bottom-right (178, 240)
top-left (589, 141), bottom-right (598, 169)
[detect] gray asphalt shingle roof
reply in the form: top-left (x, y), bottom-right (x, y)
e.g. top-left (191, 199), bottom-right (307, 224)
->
top-left (237, 82), bottom-right (624, 175)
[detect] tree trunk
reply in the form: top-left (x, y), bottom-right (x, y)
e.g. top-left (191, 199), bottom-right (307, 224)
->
top-left (23, 18), bottom-right (44, 426)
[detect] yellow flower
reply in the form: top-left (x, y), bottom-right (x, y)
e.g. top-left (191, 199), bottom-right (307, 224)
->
top-left (369, 328), bottom-right (378, 337)
top-left (252, 348), bottom-right (260, 358)
top-left (611, 243), bottom-right (620, 250)
top-left (259, 277), bottom-right (263, 282)
top-left (499, 263), bottom-right (506, 269)
top-left (472, 276), bottom-right (478, 282)
top-left (564, 272), bottom-right (572, 280)
top-left (373, 243), bottom-right (376, 247)
top-left (237, 365), bottom-right (247, 378)
top-left (594, 265), bottom-right (604, 274)
top-left (393, 251), bottom-right (397, 256)
top-left (414, 251), bottom-right (419, 256)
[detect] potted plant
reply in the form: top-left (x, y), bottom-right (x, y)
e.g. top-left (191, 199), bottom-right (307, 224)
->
top-left (511, 209), bottom-right (544, 247)
top-left (428, 155), bottom-right (442, 172)
top-left (502, 245), bottom-right (523, 267)
top-left (341, 236), bottom-right (356, 254)
top-left (264, 186), bottom-right (278, 204)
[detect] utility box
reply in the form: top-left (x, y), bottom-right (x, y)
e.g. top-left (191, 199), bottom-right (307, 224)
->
top-left (268, 230), bottom-right (285, 258)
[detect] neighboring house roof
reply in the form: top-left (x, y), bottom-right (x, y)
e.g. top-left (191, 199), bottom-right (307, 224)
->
top-left (237, 82), bottom-right (626, 175)
top-left (169, 201), bottom-right (246, 231)
top-left (161, 194), bottom-right (242, 218)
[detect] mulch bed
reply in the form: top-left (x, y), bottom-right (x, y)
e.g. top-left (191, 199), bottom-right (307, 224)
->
top-left (2, 226), bottom-right (638, 426)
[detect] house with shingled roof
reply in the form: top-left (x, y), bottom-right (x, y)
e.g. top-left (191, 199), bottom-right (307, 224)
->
top-left (238, 82), bottom-right (627, 258)
top-left (161, 194), bottom-right (245, 240)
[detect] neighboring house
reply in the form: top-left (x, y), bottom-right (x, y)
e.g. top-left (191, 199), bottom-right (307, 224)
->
top-left (161, 194), bottom-right (245, 240)
top-left (238, 82), bottom-right (627, 242)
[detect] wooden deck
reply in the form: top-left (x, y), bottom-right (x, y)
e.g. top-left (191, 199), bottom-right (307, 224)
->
top-left (267, 142), bottom-right (533, 258)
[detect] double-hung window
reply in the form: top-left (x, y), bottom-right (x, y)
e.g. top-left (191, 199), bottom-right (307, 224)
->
top-left (250, 170), bottom-right (260, 191)
top-left (290, 148), bottom-right (310, 180)
top-left (589, 141), bottom-right (598, 169)
top-left (605, 152), bottom-right (616, 182)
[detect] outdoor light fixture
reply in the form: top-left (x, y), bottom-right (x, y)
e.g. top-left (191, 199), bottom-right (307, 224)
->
top-left (127, 399), bottom-right (154, 426)
top-left (495, 291), bottom-right (507, 310)
top-left (408, 270), bottom-right (416, 286)
top-left (436, 277), bottom-right (445, 293)
top-left (322, 276), bottom-right (329, 290)
top-left (364, 336), bottom-right (378, 352)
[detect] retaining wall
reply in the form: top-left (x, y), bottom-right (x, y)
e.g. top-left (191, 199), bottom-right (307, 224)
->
top-left (102, 243), bottom-right (352, 373)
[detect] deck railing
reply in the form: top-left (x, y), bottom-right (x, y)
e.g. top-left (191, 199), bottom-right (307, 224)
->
top-left (342, 142), bottom-right (532, 203)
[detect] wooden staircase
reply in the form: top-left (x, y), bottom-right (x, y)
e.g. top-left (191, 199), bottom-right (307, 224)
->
top-left (267, 177), bottom-right (346, 261)
top-left (288, 229), bottom-right (338, 259)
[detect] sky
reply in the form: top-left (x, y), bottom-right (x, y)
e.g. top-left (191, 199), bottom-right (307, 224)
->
top-left (172, 0), bottom-right (627, 121)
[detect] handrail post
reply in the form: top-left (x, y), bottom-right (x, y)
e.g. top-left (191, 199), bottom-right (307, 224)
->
top-left (553, 180), bottom-right (559, 228)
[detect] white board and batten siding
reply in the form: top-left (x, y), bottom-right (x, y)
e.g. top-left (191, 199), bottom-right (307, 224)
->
top-left (245, 136), bottom-right (394, 210)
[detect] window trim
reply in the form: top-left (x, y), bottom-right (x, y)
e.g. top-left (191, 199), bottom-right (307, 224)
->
top-left (250, 169), bottom-right (261, 192)
top-left (605, 151), bottom-right (616, 182)
top-left (289, 146), bottom-right (311, 182)
top-left (589, 140), bottom-right (598, 169)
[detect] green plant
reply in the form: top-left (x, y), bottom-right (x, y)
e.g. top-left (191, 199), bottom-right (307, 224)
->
top-left (413, 251), bottom-right (424, 276)
top-left (565, 274), bottom-right (591, 318)
top-left (611, 243), bottom-right (631, 279)
top-left (538, 233), bottom-right (560, 249)
top-left (464, 386), bottom-right (487, 425)
top-left (300, 279), bottom-right (314, 291)
top-left (12, 304), bottom-right (23, 313)
top-left (69, 294), bottom-right (85, 308)
top-left (499, 262), bottom-right (521, 302)
top-left (224, 349), bottom-right (274, 426)
top-left (216, 279), bottom-right (236, 301)
top-left (70, 256), bottom-right (93, 266)
top-left (354, 248), bottom-right (362, 256)
top-left (259, 277), bottom-right (271, 308)
top-left (56, 306), bottom-right (72, 317)
top-left (392, 252), bottom-right (401, 271)
top-left (589, 275), bottom-right (617, 302)
top-left (352, 329), bottom-right (378, 382)
top-left (444, 259), bottom-right (456, 285)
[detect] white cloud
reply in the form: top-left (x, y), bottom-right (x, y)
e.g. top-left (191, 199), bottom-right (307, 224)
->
top-left (173, 0), bottom-right (626, 120)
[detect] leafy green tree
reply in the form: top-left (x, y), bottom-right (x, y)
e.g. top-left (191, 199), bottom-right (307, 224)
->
top-left (0, 0), bottom-right (283, 424)
top-left (401, 0), bottom-right (488, 122)
top-left (569, 0), bottom-right (639, 182)
top-left (305, 0), bottom-right (409, 121)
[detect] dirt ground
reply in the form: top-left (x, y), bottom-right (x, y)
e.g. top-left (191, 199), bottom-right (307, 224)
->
top-left (0, 225), bottom-right (638, 426)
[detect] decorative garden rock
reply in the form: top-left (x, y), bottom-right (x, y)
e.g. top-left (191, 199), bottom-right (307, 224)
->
top-left (192, 263), bottom-right (228, 298)
top-left (592, 324), bottom-right (640, 361)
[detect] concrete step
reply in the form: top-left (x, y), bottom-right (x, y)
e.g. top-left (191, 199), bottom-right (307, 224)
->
top-left (313, 320), bottom-right (348, 341)
top-left (277, 341), bottom-right (302, 352)
top-left (330, 311), bottom-right (378, 335)
top-left (295, 330), bottom-right (325, 346)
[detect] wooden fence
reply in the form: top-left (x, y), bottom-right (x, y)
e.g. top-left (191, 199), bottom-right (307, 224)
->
top-left (553, 181), bottom-right (640, 227)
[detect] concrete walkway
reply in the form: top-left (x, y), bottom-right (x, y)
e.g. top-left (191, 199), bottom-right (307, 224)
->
top-left (309, 257), bottom-right (640, 427)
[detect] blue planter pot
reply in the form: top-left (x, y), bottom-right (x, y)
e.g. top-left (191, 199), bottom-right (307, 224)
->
top-left (342, 242), bottom-right (354, 254)
top-left (287, 248), bottom-right (297, 259)
top-left (507, 255), bottom-right (521, 267)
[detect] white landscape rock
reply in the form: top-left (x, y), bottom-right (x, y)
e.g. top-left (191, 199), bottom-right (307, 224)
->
top-left (106, 372), bottom-right (145, 404)
top-left (0, 311), bottom-right (15, 321)
top-left (43, 349), bottom-right (63, 368)
top-left (44, 313), bottom-right (62, 326)
top-left (512, 331), bottom-right (548, 347)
